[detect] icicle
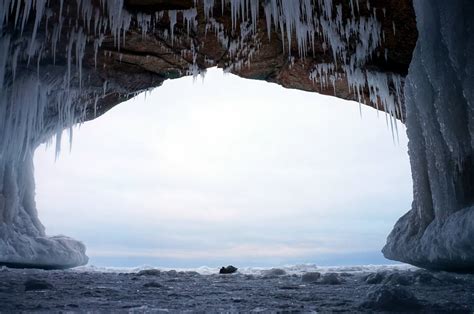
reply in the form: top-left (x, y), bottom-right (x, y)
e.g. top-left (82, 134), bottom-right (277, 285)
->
top-left (182, 8), bottom-right (198, 36)
top-left (204, 0), bottom-right (215, 20)
top-left (0, 35), bottom-right (10, 89)
top-left (103, 80), bottom-right (108, 96)
top-left (27, 0), bottom-right (46, 61)
top-left (168, 10), bottom-right (177, 45)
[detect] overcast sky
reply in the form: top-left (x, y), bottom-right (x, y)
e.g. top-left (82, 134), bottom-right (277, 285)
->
top-left (34, 68), bottom-right (412, 268)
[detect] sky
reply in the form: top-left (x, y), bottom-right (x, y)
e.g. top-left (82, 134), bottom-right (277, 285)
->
top-left (34, 68), bottom-right (412, 268)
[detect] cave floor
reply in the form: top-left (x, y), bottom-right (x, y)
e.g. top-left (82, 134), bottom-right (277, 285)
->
top-left (0, 266), bottom-right (473, 312)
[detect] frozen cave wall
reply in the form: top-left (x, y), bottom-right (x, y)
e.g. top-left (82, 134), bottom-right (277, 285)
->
top-left (6, 0), bottom-right (471, 270)
top-left (0, 0), bottom-right (416, 269)
top-left (382, 0), bottom-right (474, 271)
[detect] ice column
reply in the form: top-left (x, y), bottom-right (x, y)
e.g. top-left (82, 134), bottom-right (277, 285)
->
top-left (383, 0), bottom-right (474, 271)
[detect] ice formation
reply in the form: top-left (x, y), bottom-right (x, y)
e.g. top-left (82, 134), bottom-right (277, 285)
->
top-left (0, 0), bottom-right (470, 270)
top-left (0, 0), bottom-right (132, 268)
top-left (382, 0), bottom-right (474, 271)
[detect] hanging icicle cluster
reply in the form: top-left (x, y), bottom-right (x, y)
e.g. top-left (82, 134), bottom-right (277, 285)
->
top-left (0, 0), bottom-right (404, 164)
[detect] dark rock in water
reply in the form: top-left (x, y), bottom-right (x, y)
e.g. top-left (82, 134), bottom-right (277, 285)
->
top-left (143, 281), bottom-right (166, 289)
top-left (432, 272), bottom-right (464, 285)
top-left (279, 285), bottom-right (300, 290)
top-left (339, 272), bottom-right (353, 277)
top-left (166, 270), bottom-right (178, 277)
top-left (413, 271), bottom-right (438, 285)
top-left (24, 279), bottom-right (54, 291)
top-left (432, 301), bottom-right (472, 313)
top-left (360, 285), bottom-right (422, 311)
top-left (320, 273), bottom-right (342, 285)
top-left (263, 268), bottom-right (286, 277)
top-left (365, 272), bottom-right (386, 284)
top-left (137, 269), bottom-right (161, 276)
top-left (301, 272), bottom-right (321, 283)
top-left (383, 272), bottom-right (413, 286)
top-left (219, 265), bottom-right (238, 274)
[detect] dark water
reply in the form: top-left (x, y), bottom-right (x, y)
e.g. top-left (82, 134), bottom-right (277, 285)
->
top-left (0, 265), bottom-right (473, 312)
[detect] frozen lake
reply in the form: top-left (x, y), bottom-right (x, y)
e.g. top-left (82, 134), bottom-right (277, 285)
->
top-left (1, 264), bottom-right (473, 312)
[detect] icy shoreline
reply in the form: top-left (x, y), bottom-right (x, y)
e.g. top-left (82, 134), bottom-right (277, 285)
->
top-left (74, 263), bottom-right (415, 276)
top-left (1, 263), bottom-right (473, 312)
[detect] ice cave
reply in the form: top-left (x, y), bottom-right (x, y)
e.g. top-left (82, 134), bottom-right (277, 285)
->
top-left (0, 0), bottom-right (473, 271)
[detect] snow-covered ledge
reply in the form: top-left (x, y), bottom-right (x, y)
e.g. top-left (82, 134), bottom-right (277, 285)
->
top-left (383, 0), bottom-right (474, 271)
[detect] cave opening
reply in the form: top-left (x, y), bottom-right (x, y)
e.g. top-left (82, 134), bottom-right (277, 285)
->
top-left (33, 68), bottom-right (411, 268)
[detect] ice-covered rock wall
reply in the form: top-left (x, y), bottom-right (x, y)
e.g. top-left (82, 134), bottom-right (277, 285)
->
top-left (0, 152), bottom-right (88, 268)
top-left (0, 0), bottom-right (417, 269)
top-left (0, 0), bottom-right (136, 268)
top-left (383, 0), bottom-right (474, 271)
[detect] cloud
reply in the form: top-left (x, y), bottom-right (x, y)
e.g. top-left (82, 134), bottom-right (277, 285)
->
top-left (87, 243), bottom-right (321, 260)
